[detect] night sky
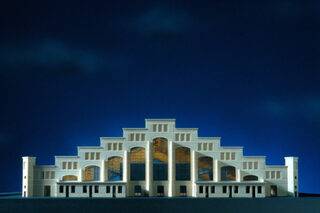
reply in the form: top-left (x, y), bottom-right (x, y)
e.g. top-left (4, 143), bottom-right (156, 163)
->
top-left (0, 1), bottom-right (319, 194)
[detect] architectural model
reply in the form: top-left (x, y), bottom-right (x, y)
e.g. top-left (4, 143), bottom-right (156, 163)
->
top-left (22, 119), bottom-right (298, 198)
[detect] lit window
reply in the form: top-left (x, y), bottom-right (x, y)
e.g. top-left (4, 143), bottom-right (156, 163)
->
top-left (90, 152), bottom-right (95, 160)
top-left (226, 152), bottom-right (230, 160)
top-left (203, 143), bottom-right (207, 151)
top-left (68, 162), bottom-right (72, 169)
top-left (248, 162), bottom-right (253, 169)
top-left (85, 152), bottom-right (89, 160)
top-left (62, 162), bottom-right (66, 169)
top-left (243, 162), bottom-right (247, 170)
top-left (164, 124), bottom-right (168, 132)
top-left (136, 134), bottom-right (140, 141)
top-left (96, 152), bottom-right (100, 160)
top-left (141, 134), bottom-right (146, 141)
top-left (231, 152), bottom-right (236, 160)
top-left (276, 171), bottom-right (281, 179)
top-left (175, 134), bottom-right (179, 141)
top-left (73, 162), bottom-right (77, 170)
top-left (221, 152), bottom-right (225, 160)
top-left (113, 143), bottom-right (117, 151)
top-left (198, 143), bottom-right (202, 151)
top-left (118, 143), bottom-right (123, 151)
top-left (254, 162), bottom-right (258, 169)
top-left (153, 124), bottom-right (157, 132)
top-left (208, 143), bottom-right (213, 151)
top-left (107, 143), bottom-right (112, 151)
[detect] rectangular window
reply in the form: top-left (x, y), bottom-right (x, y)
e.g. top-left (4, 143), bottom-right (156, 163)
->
top-left (41, 171), bottom-right (45, 179)
top-left (231, 152), bottom-right (236, 160)
top-left (85, 152), bottom-right (89, 160)
top-left (186, 134), bottom-right (190, 141)
top-left (271, 171), bottom-right (275, 179)
top-left (199, 186), bottom-right (203, 193)
top-left (175, 134), bottom-right (179, 141)
top-left (68, 162), bottom-right (72, 169)
top-left (221, 152), bottom-right (225, 160)
top-left (45, 171), bottom-right (50, 179)
top-left (107, 143), bottom-right (112, 151)
top-left (243, 162), bottom-right (247, 170)
top-left (136, 134), bottom-right (140, 141)
top-left (106, 186), bottom-right (110, 193)
top-left (198, 143), bottom-right (202, 151)
top-left (95, 152), bottom-right (100, 160)
top-left (50, 171), bottom-right (55, 179)
top-left (208, 143), bottom-right (213, 151)
top-left (164, 124), bottom-right (168, 132)
top-left (113, 143), bottom-right (117, 151)
top-left (90, 152), bottom-right (95, 160)
top-left (158, 124), bottom-right (162, 132)
top-left (246, 186), bottom-right (250, 193)
top-left (141, 134), bottom-right (146, 141)
top-left (234, 186), bottom-right (239, 193)
top-left (276, 171), bottom-right (281, 179)
top-left (118, 143), bottom-right (123, 151)
top-left (211, 186), bottom-right (215, 193)
top-left (130, 133), bottom-right (134, 141)
top-left (258, 186), bottom-right (262, 194)
top-left (254, 162), bottom-right (258, 169)
top-left (248, 162), bottom-right (253, 169)
top-left (180, 134), bottom-right (185, 141)
top-left (118, 186), bottom-right (122, 193)
top-left (95, 185), bottom-right (99, 193)
top-left (223, 186), bottom-right (227, 193)
top-left (73, 162), bottom-right (77, 170)
top-left (62, 162), bottom-right (66, 169)
top-left (203, 143), bottom-right (207, 151)
top-left (153, 124), bottom-right (157, 132)
top-left (83, 186), bottom-right (87, 193)
top-left (59, 186), bottom-right (64, 193)
top-left (266, 171), bottom-right (270, 179)
top-left (226, 152), bottom-right (230, 160)
top-left (71, 185), bottom-right (75, 193)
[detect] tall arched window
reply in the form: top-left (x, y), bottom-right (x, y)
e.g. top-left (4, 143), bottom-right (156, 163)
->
top-left (221, 166), bottom-right (236, 181)
top-left (85, 166), bottom-right (100, 181)
top-left (62, 175), bottom-right (78, 181)
top-left (108, 156), bottom-right (123, 181)
top-left (153, 137), bottom-right (168, 180)
top-left (243, 175), bottom-right (258, 181)
top-left (176, 147), bottom-right (190, 181)
top-left (198, 156), bottom-right (213, 181)
top-left (130, 147), bottom-right (145, 180)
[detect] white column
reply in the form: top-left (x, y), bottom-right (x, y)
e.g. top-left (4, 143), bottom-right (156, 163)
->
top-left (146, 141), bottom-right (153, 196)
top-left (168, 141), bottom-right (175, 197)
top-left (214, 159), bottom-right (219, 182)
top-left (79, 169), bottom-right (84, 181)
top-left (191, 150), bottom-right (198, 197)
top-left (236, 168), bottom-right (241, 182)
top-left (123, 151), bottom-right (129, 182)
top-left (100, 160), bottom-right (105, 182)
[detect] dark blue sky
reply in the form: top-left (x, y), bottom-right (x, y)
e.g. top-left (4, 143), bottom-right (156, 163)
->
top-left (0, 0), bottom-right (319, 193)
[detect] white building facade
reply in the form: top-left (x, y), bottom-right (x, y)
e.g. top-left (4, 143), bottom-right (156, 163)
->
top-left (22, 119), bottom-right (299, 198)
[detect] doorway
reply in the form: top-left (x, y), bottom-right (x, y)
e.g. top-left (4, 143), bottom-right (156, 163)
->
top-left (229, 186), bottom-right (232, 198)
top-left (252, 186), bottom-right (256, 198)
top-left (270, 185), bottom-right (277, 197)
top-left (113, 186), bottom-right (116, 198)
top-left (89, 185), bottom-right (93, 197)
top-left (157, 185), bottom-right (164, 197)
top-left (205, 186), bottom-right (209, 198)
top-left (66, 186), bottom-right (69, 198)
top-left (44, 186), bottom-right (51, 197)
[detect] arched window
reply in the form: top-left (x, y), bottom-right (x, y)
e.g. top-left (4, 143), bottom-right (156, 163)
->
top-left (243, 175), bottom-right (258, 181)
top-left (130, 147), bottom-right (145, 180)
top-left (108, 156), bottom-right (123, 181)
top-left (176, 147), bottom-right (190, 181)
top-left (153, 137), bottom-right (168, 180)
top-left (198, 156), bottom-right (213, 181)
top-left (62, 175), bottom-right (77, 181)
top-left (221, 166), bottom-right (236, 181)
top-left (85, 166), bottom-right (100, 181)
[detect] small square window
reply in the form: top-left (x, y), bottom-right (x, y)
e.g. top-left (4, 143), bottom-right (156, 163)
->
top-left (223, 186), bottom-right (227, 193)
top-left (258, 186), bottom-right (262, 194)
top-left (59, 186), bottom-right (64, 193)
top-left (83, 186), bottom-right (87, 193)
top-left (211, 186), bottom-right (215, 193)
top-left (234, 186), bottom-right (239, 193)
top-left (175, 134), bottom-right (179, 141)
top-left (106, 186), bottom-right (110, 193)
top-left (71, 186), bottom-right (75, 193)
top-left (221, 152), bottom-right (225, 160)
top-left (118, 186), bottom-right (122, 193)
top-left (199, 186), bottom-right (203, 193)
top-left (246, 186), bottom-right (250, 193)
top-left (107, 143), bottom-right (112, 151)
top-left (118, 143), bottom-right (123, 151)
top-left (95, 185), bottom-right (99, 193)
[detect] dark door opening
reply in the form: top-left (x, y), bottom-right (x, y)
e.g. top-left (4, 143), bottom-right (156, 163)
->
top-left (157, 185), bottom-right (164, 197)
top-left (134, 185), bottom-right (142, 197)
top-left (44, 186), bottom-right (51, 197)
top-left (229, 186), bottom-right (232, 198)
top-left (270, 185), bottom-right (277, 197)
top-left (205, 186), bottom-right (209, 198)
top-left (66, 186), bottom-right (69, 198)
top-left (252, 186), bottom-right (256, 198)
top-left (113, 186), bottom-right (116, 198)
top-left (89, 185), bottom-right (93, 197)
top-left (180, 185), bottom-right (187, 197)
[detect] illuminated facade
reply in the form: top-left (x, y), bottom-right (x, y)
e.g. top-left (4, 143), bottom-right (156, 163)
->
top-left (22, 119), bottom-right (298, 198)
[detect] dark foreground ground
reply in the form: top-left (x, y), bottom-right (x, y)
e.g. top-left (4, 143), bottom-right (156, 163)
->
top-left (1, 194), bottom-right (320, 213)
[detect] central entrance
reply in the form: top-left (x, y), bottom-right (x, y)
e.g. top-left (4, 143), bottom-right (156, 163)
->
top-left (153, 138), bottom-right (168, 181)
